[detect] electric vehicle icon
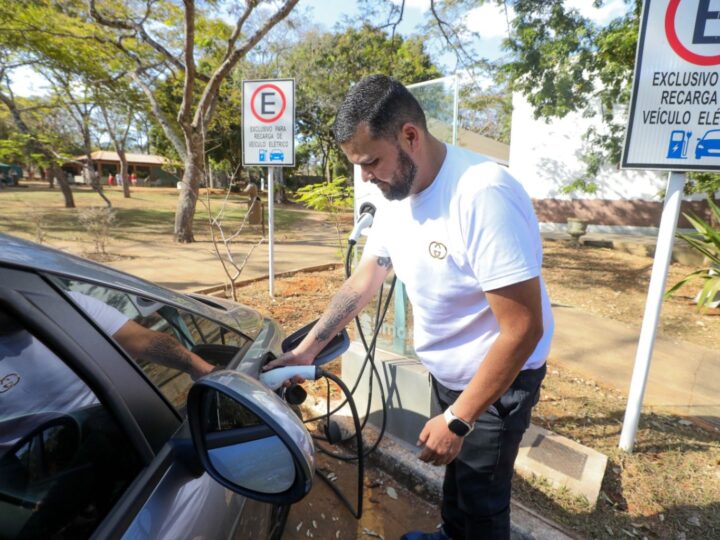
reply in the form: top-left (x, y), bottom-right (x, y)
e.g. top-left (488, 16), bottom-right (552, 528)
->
top-left (695, 129), bottom-right (720, 160)
top-left (666, 130), bottom-right (692, 159)
top-left (269, 151), bottom-right (285, 162)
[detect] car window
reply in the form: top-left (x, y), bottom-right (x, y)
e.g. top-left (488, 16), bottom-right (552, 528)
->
top-left (52, 278), bottom-right (250, 412)
top-left (0, 314), bottom-right (142, 539)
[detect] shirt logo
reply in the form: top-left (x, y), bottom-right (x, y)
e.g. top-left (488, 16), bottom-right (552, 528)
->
top-left (428, 241), bottom-right (448, 260)
top-left (0, 373), bottom-right (20, 393)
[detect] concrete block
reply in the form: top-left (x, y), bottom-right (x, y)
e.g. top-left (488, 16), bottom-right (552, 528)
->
top-left (515, 424), bottom-right (608, 507)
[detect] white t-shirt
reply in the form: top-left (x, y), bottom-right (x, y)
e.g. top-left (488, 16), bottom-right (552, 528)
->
top-left (0, 292), bottom-right (129, 424)
top-left (362, 144), bottom-right (554, 391)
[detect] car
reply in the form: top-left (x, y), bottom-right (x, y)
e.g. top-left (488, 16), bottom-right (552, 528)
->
top-left (0, 233), bottom-right (314, 540)
top-left (269, 151), bottom-right (284, 162)
top-left (695, 129), bottom-right (720, 159)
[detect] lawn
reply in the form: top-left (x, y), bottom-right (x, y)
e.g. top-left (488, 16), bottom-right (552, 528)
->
top-left (0, 182), bottom-right (307, 244)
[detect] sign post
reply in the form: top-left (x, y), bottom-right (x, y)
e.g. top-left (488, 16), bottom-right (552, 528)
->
top-left (620, 0), bottom-right (720, 451)
top-left (242, 79), bottom-right (295, 297)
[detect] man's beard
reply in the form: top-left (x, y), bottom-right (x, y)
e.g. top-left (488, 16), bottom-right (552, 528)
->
top-left (375, 147), bottom-right (417, 201)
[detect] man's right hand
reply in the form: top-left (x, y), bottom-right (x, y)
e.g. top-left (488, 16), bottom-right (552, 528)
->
top-left (262, 349), bottom-right (316, 386)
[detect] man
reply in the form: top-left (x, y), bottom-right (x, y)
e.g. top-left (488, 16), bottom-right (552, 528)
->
top-left (264, 74), bottom-right (554, 539)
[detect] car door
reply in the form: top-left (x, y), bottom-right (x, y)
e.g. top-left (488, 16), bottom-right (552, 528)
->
top-left (0, 267), bottom-right (281, 540)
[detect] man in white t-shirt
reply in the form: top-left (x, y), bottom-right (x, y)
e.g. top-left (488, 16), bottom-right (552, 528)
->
top-left (264, 75), bottom-right (553, 540)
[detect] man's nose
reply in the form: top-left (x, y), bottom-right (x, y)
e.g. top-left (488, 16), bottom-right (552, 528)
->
top-left (360, 167), bottom-right (374, 183)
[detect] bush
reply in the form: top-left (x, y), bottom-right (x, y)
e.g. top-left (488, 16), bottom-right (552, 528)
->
top-left (78, 207), bottom-right (116, 255)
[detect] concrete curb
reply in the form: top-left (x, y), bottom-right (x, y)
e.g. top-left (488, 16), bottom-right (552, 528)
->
top-left (191, 262), bottom-right (340, 296)
top-left (303, 399), bottom-right (578, 540)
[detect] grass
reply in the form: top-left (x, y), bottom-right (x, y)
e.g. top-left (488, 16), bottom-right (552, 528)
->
top-left (0, 182), bottom-right (306, 244)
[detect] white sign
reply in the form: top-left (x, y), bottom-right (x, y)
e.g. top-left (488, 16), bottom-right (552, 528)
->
top-left (242, 79), bottom-right (295, 166)
top-left (623, 0), bottom-right (720, 171)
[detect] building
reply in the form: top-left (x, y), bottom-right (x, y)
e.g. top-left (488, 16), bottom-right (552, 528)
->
top-left (508, 93), bottom-right (713, 232)
top-left (64, 151), bottom-right (180, 186)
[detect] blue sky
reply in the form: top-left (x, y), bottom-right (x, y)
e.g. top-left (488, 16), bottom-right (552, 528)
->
top-left (10, 0), bottom-right (628, 96)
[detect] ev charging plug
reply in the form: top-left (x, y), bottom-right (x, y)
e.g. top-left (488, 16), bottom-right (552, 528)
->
top-left (259, 365), bottom-right (320, 390)
top-left (348, 202), bottom-right (376, 245)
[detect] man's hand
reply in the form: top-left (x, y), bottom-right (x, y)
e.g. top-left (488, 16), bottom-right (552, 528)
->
top-left (417, 414), bottom-right (464, 466)
top-left (261, 349), bottom-right (315, 386)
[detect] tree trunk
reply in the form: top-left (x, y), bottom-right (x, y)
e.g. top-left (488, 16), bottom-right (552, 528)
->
top-left (52, 165), bottom-right (75, 208)
top-left (174, 132), bottom-right (204, 243)
top-left (83, 163), bottom-right (112, 208)
top-left (118, 149), bottom-right (130, 198)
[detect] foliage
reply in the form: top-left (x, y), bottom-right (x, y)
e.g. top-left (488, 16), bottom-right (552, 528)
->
top-left (295, 178), bottom-right (353, 213)
top-left (295, 177), bottom-right (353, 254)
top-left (666, 197), bottom-right (720, 311)
top-left (277, 24), bottom-right (441, 180)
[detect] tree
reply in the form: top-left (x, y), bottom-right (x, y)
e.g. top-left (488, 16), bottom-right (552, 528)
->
top-left (87, 0), bottom-right (300, 242)
top-left (0, 0), bottom-right (300, 242)
top-left (0, 60), bottom-right (76, 207)
top-left (279, 24), bottom-right (442, 181)
top-left (500, 0), bottom-right (720, 196)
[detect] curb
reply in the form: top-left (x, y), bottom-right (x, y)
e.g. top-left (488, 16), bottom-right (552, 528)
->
top-left (191, 262), bottom-right (340, 296)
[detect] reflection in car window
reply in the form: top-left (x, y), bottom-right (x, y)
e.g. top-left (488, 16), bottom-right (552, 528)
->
top-left (52, 278), bottom-right (250, 412)
top-left (0, 316), bottom-right (142, 539)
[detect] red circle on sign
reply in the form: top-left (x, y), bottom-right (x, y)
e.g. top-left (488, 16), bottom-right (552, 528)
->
top-left (665, 0), bottom-right (720, 66)
top-left (250, 84), bottom-right (287, 123)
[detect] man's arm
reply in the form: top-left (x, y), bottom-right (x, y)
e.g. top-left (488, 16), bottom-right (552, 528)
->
top-left (263, 254), bottom-right (393, 370)
top-left (417, 276), bottom-right (544, 466)
top-left (113, 320), bottom-right (216, 380)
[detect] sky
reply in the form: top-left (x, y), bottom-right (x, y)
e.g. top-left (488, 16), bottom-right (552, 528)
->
top-left (10, 0), bottom-right (629, 97)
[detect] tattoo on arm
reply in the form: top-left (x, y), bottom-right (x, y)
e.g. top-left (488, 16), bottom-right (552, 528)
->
top-left (314, 285), bottom-right (361, 343)
top-left (144, 333), bottom-right (193, 373)
top-left (377, 256), bottom-right (392, 269)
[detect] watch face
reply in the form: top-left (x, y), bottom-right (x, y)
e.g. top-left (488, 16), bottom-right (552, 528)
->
top-left (448, 418), bottom-right (470, 437)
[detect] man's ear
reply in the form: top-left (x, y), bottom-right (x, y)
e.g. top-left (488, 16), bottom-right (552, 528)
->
top-left (399, 122), bottom-right (421, 152)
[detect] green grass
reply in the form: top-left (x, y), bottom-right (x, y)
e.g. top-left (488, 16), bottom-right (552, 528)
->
top-left (0, 183), bottom-right (306, 243)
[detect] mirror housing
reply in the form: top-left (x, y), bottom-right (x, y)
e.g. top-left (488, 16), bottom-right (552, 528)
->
top-left (187, 370), bottom-right (314, 504)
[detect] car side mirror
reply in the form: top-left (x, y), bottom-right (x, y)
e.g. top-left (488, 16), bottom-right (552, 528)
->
top-left (187, 370), bottom-right (314, 504)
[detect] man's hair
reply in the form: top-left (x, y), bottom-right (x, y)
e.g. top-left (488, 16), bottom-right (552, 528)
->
top-left (333, 74), bottom-right (427, 144)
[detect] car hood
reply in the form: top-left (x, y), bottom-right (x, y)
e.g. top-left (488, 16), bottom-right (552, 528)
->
top-left (0, 233), bottom-right (264, 339)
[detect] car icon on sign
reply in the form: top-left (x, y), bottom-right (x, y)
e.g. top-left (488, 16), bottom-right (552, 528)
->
top-left (269, 151), bottom-right (284, 162)
top-left (695, 129), bottom-right (720, 159)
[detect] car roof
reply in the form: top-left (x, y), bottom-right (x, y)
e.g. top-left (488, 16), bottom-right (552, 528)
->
top-left (0, 233), bottom-right (263, 338)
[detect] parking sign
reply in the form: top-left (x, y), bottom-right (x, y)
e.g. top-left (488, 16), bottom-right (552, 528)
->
top-left (622, 0), bottom-right (720, 171)
top-left (242, 79), bottom-right (295, 166)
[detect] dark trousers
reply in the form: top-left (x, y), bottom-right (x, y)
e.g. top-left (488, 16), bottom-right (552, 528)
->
top-left (431, 364), bottom-right (546, 540)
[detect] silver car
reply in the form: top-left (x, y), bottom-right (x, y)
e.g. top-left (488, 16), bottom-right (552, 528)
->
top-left (0, 233), bottom-right (314, 539)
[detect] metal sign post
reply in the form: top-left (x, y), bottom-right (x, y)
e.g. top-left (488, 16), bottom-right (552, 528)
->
top-left (242, 79), bottom-right (295, 297)
top-left (619, 171), bottom-right (685, 451)
top-left (619, 1), bottom-right (720, 451)
top-left (268, 167), bottom-right (276, 297)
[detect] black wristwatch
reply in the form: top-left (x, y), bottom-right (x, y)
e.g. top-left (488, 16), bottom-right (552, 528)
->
top-left (443, 407), bottom-right (474, 437)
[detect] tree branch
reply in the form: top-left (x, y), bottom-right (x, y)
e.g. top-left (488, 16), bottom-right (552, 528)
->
top-left (178, 0), bottom-right (196, 126)
top-left (194, 0), bottom-right (299, 128)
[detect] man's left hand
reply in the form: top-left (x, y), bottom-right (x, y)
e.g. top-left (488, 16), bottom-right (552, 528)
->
top-left (417, 414), bottom-right (464, 466)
